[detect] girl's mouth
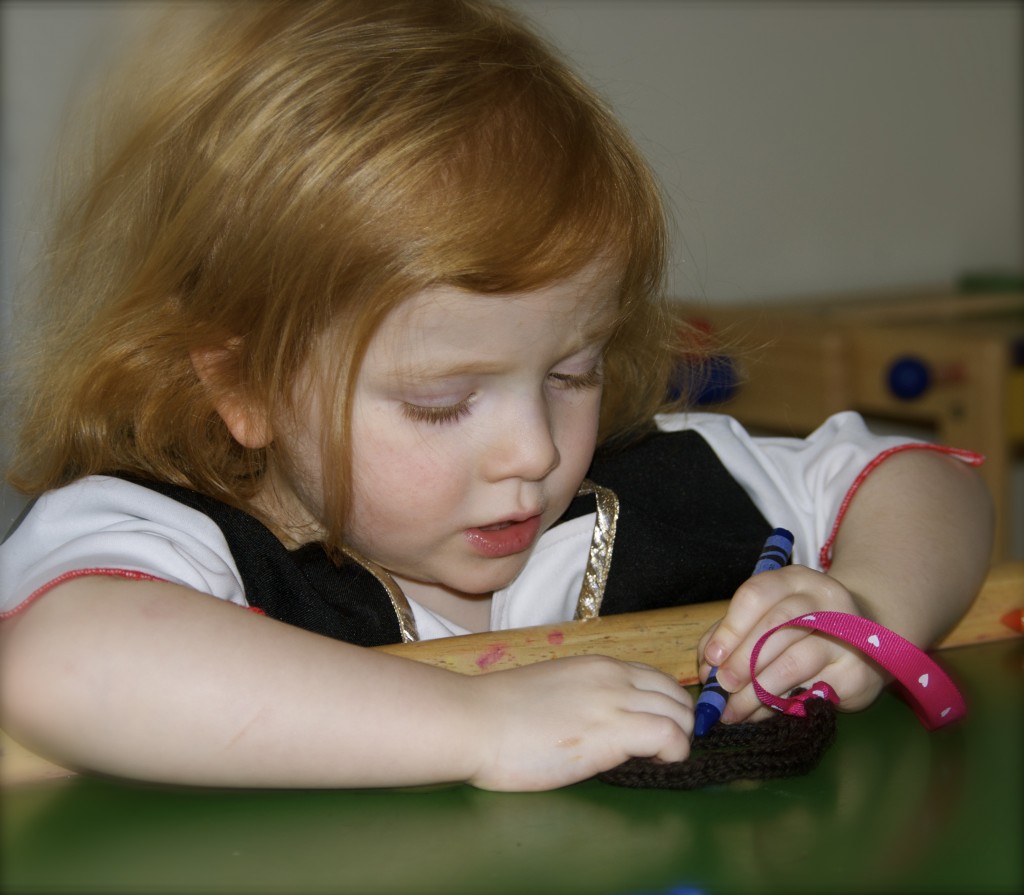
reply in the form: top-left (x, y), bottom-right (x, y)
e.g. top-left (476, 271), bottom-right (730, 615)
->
top-left (464, 515), bottom-right (542, 558)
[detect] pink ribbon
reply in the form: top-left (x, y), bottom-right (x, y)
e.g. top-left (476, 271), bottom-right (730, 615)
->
top-left (750, 610), bottom-right (966, 730)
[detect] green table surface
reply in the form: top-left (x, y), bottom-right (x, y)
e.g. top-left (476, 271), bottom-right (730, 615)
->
top-left (2, 640), bottom-right (1021, 895)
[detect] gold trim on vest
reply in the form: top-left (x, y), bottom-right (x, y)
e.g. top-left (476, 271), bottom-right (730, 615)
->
top-left (573, 479), bottom-right (619, 620)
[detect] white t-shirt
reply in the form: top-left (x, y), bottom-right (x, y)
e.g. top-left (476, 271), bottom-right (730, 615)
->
top-left (0, 411), bottom-right (979, 639)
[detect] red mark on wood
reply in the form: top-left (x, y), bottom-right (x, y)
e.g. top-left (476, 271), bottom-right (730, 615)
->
top-left (547, 630), bottom-right (565, 645)
top-left (1001, 608), bottom-right (1023, 633)
top-left (475, 644), bottom-right (508, 669)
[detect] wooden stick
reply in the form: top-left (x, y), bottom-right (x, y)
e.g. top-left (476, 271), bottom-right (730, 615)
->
top-left (375, 561), bottom-right (1024, 683)
top-left (3, 562), bottom-right (1020, 787)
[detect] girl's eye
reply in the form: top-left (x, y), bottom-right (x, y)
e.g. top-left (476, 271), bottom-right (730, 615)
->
top-left (401, 397), bottom-right (473, 425)
top-left (548, 364), bottom-right (603, 391)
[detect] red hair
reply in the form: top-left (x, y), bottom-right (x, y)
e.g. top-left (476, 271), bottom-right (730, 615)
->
top-left (7, 0), bottom-right (696, 551)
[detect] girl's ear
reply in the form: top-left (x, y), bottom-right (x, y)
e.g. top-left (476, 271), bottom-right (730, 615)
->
top-left (190, 346), bottom-right (273, 449)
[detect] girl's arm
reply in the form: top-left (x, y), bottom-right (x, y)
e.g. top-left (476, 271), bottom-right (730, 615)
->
top-left (0, 576), bottom-right (693, 791)
top-left (698, 449), bottom-right (994, 722)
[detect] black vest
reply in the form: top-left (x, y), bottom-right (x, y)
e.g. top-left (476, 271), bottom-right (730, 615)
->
top-left (124, 429), bottom-right (770, 646)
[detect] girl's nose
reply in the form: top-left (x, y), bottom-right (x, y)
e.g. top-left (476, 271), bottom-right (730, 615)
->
top-left (483, 402), bottom-right (560, 483)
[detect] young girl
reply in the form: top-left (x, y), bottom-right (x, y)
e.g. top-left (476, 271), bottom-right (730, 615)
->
top-left (0, 0), bottom-right (992, 791)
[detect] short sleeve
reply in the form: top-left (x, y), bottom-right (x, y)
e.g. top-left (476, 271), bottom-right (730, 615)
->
top-left (1, 476), bottom-right (247, 617)
top-left (655, 411), bottom-right (982, 571)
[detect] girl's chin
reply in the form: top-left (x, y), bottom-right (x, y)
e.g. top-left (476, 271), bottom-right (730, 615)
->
top-left (395, 559), bottom-right (529, 602)
top-left (452, 560), bottom-right (533, 597)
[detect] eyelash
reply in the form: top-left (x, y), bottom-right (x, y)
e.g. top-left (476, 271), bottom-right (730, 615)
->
top-left (401, 364), bottom-right (603, 426)
top-left (401, 399), bottom-right (473, 425)
top-left (548, 365), bottom-right (604, 391)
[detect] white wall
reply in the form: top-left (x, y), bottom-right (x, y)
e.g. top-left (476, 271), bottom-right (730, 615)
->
top-left (517, 0), bottom-right (1022, 300)
top-left (2, 0), bottom-right (1022, 535)
top-left (1, 1), bottom-right (169, 532)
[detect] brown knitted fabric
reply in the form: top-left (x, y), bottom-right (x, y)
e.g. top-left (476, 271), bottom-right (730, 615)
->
top-left (598, 696), bottom-right (837, 790)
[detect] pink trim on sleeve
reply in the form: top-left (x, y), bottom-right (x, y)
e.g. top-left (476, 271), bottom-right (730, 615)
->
top-left (0, 568), bottom-right (171, 621)
top-left (818, 443), bottom-right (984, 571)
top-left (1, 567), bottom-right (262, 622)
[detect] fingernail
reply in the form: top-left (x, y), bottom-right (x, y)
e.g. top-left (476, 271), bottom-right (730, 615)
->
top-left (706, 643), bottom-right (725, 665)
top-left (716, 668), bottom-right (740, 692)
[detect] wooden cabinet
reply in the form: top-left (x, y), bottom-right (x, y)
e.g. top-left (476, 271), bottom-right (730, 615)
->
top-left (681, 290), bottom-right (1024, 559)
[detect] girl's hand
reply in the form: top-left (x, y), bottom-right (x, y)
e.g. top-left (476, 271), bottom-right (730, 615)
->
top-left (696, 565), bottom-right (887, 724)
top-left (463, 655), bottom-right (693, 791)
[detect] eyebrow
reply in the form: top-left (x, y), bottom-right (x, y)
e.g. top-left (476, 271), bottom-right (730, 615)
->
top-left (391, 359), bottom-right (510, 382)
top-left (390, 322), bottom-right (617, 384)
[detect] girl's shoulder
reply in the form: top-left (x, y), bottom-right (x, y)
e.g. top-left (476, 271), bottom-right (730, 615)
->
top-left (648, 410), bottom-right (965, 571)
top-left (0, 476), bottom-right (246, 617)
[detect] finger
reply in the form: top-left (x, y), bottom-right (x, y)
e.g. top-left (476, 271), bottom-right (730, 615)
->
top-left (696, 618), bottom-right (721, 660)
top-left (707, 564), bottom-right (851, 662)
top-left (649, 726), bottom-right (693, 764)
top-left (715, 621), bottom-right (815, 693)
top-left (696, 620), bottom-right (723, 682)
top-left (720, 635), bottom-right (838, 723)
top-left (624, 663), bottom-right (695, 709)
top-left (709, 565), bottom-right (858, 689)
top-left (701, 567), bottom-right (802, 666)
top-left (624, 689), bottom-right (694, 731)
top-left (621, 700), bottom-right (694, 762)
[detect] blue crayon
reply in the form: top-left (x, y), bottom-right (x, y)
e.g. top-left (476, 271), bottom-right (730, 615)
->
top-left (750, 528), bottom-right (795, 577)
top-left (693, 527), bottom-right (795, 737)
top-left (693, 668), bottom-right (727, 737)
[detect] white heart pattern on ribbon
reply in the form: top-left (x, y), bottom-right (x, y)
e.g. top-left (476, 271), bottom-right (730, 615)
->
top-left (749, 610), bottom-right (966, 730)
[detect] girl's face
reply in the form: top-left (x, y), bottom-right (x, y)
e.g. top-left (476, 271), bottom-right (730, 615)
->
top-left (281, 263), bottom-right (618, 611)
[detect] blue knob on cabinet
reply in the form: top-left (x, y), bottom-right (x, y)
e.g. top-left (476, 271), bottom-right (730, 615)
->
top-left (887, 355), bottom-right (932, 400)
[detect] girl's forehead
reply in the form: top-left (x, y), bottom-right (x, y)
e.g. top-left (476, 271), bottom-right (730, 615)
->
top-left (365, 269), bottom-right (621, 369)
top-left (400, 268), bottom-right (618, 334)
